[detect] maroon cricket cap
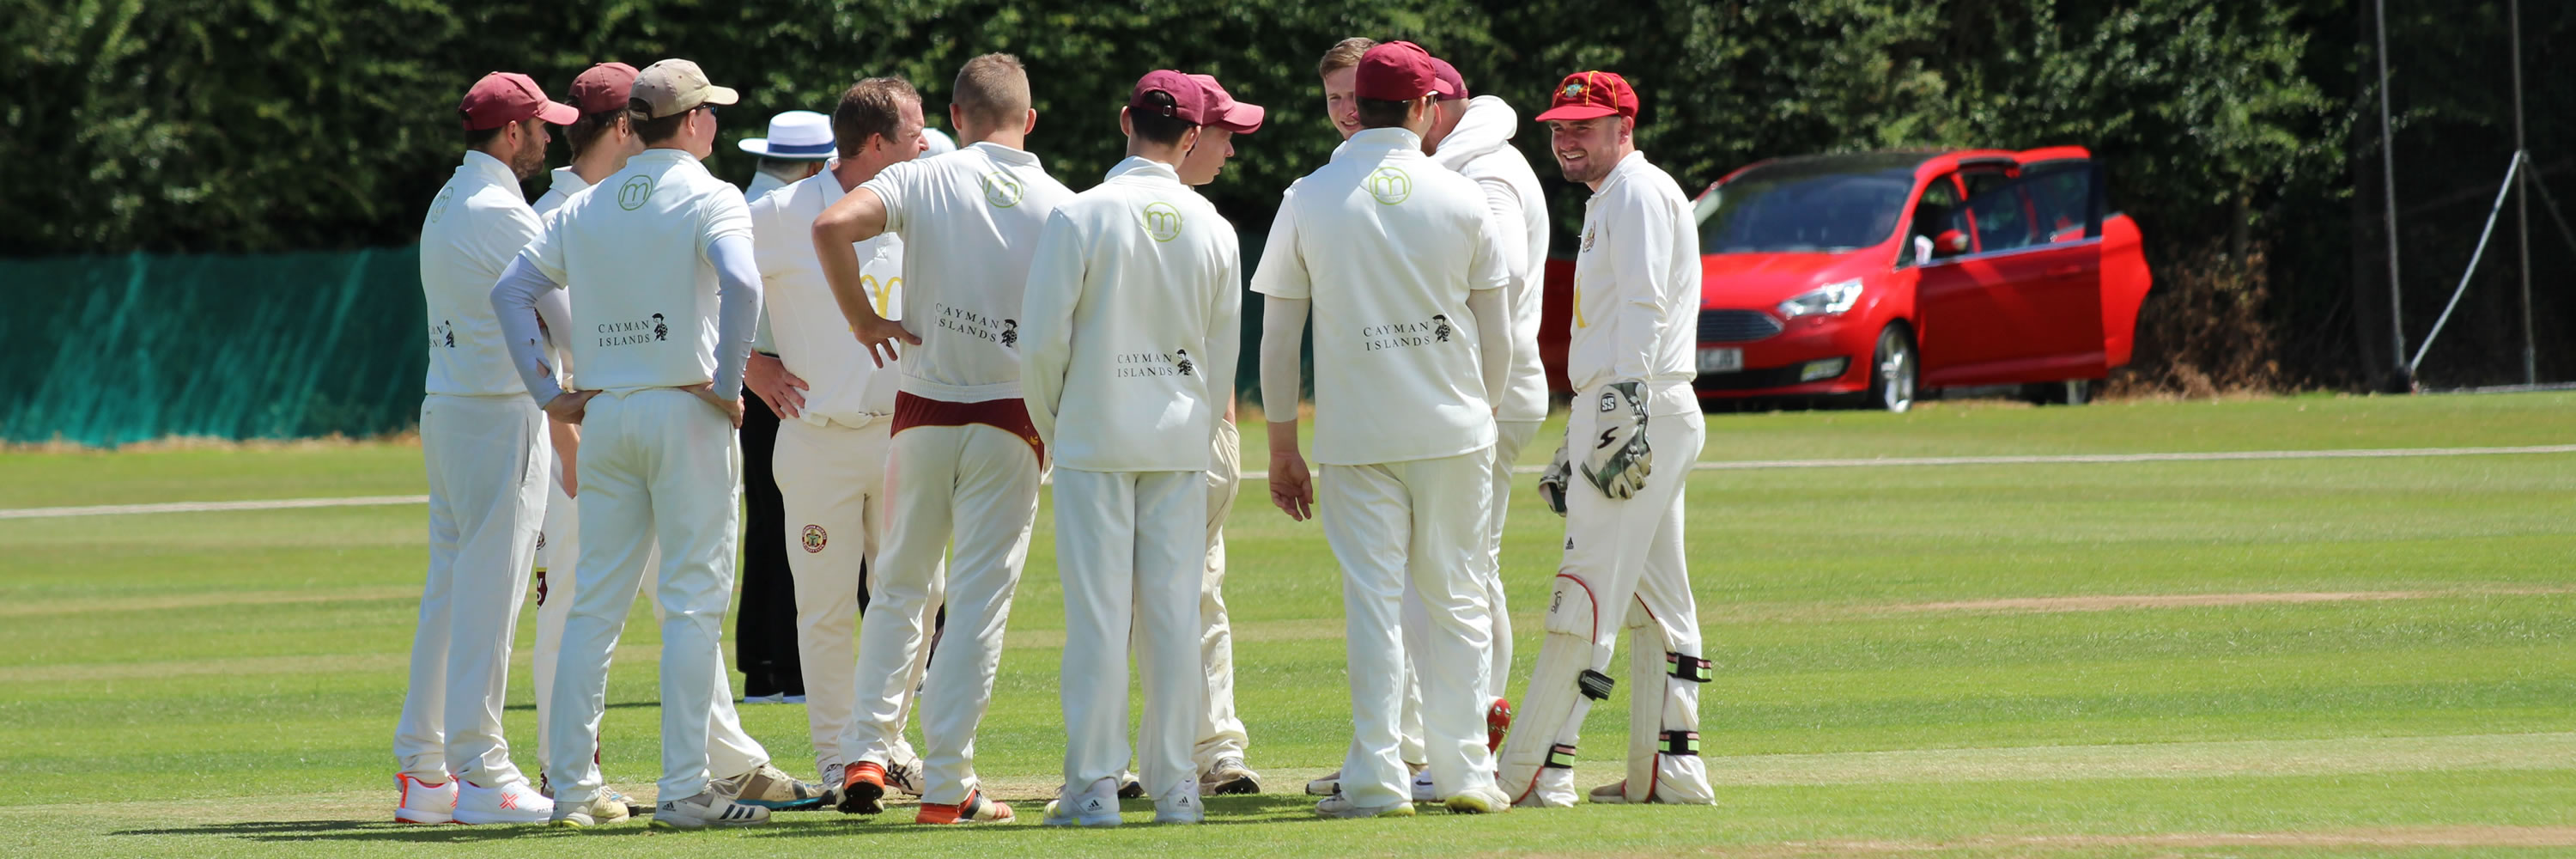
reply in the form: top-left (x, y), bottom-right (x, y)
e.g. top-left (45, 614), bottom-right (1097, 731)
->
top-left (568, 63), bottom-right (641, 114)
top-left (1429, 58), bottom-right (1469, 101)
top-left (1188, 73), bottom-right (1265, 134)
top-left (1353, 40), bottom-right (1437, 101)
top-left (459, 71), bottom-right (580, 131)
top-left (1130, 70), bottom-right (1212, 125)
top-left (1534, 70), bottom-right (1639, 122)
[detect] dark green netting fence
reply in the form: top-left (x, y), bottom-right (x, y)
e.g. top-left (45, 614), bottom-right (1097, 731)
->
top-left (3, 249), bottom-right (428, 446)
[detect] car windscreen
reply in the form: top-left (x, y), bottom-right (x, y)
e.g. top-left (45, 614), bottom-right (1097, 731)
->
top-left (1695, 167), bottom-right (1913, 253)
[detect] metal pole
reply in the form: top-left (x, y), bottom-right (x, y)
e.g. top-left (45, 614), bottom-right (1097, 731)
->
top-left (2410, 154), bottom-right (2525, 373)
top-left (2377, 0), bottom-right (2408, 387)
top-left (2511, 0), bottom-right (2532, 384)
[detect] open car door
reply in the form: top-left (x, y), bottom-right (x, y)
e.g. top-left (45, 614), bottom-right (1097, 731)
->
top-left (1914, 155), bottom-right (2110, 387)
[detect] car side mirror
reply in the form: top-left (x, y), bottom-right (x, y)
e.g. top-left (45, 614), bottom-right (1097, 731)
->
top-left (1912, 235), bottom-right (1934, 266)
top-left (1935, 228), bottom-right (1969, 255)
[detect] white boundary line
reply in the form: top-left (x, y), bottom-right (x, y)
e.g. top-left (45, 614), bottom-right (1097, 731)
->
top-left (3, 445), bottom-right (2567, 521)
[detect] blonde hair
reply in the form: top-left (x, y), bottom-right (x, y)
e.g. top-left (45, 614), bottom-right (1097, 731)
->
top-left (1317, 37), bottom-right (1376, 78)
top-left (952, 53), bottom-right (1030, 131)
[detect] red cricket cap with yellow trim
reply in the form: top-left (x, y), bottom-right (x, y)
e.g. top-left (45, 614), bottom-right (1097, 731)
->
top-left (1534, 70), bottom-right (1638, 122)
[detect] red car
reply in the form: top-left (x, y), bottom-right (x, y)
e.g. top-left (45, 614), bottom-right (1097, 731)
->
top-left (1540, 147), bottom-right (2151, 411)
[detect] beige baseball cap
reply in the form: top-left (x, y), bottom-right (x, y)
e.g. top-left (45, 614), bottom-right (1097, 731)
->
top-left (629, 58), bottom-right (740, 119)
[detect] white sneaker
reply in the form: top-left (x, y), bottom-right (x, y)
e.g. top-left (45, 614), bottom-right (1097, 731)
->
top-left (1304, 768), bottom-right (1341, 796)
top-left (1410, 770), bottom-right (1437, 802)
top-left (1315, 789), bottom-right (1414, 819)
top-left (549, 792), bottom-right (633, 827)
top-left (1444, 785), bottom-right (1511, 814)
top-left (885, 755), bottom-right (927, 797)
top-left (393, 773), bottom-right (455, 824)
top-left (819, 763), bottom-right (845, 796)
top-left (740, 692), bottom-right (787, 704)
top-left (719, 763), bottom-right (829, 810)
top-left (1156, 779), bottom-right (1203, 824)
top-left (453, 779), bottom-right (553, 825)
top-left (1200, 757), bottom-right (1261, 795)
top-left (1041, 777), bottom-right (1121, 827)
top-left (652, 790), bottom-right (770, 829)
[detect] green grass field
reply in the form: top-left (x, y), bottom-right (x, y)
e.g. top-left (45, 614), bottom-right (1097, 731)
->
top-left (2, 393), bottom-right (2571, 857)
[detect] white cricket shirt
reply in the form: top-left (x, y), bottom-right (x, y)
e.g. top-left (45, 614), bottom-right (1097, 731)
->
top-left (1567, 150), bottom-right (1700, 416)
top-left (518, 149), bottom-right (754, 393)
top-left (750, 169), bottom-right (907, 429)
top-left (1250, 127), bottom-right (1512, 466)
top-left (1431, 96), bottom-right (1552, 423)
top-left (533, 166), bottom-right (586, 216)
top-left (1019, 157), bottom-right (1242, 472)
top-left (860, 141), bottom-right (1075, 403)
top-left (420, 150), bottom-right (543, 398)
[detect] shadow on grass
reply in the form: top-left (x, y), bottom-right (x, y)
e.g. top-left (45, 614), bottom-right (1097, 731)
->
top-left (501, 699), bottom-right (662, 712)
top-left (106, 796), bottom-right (1334, 844)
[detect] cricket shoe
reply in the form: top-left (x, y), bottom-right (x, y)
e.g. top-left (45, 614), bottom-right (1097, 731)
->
top-left (836, 762), bottom-right (887, 815)
top-left (886, 755), bottom-right (927, 797)
top-left (1305, 762), bottom-right (1423, 797)
top-left (720, 763), bottom-right (829, 811)
top-left (1200, 757), bottom-right (1261, 795)
top-left (393, 773), bottom-right (456, 824)
top-left (1314, 789), bottom-right (1414, 819)
top-left (1041, 777), bottom-right (1121, 827)
top-left (651, 790), bottom-right (770, 830)
top-left (1410, 770), bottom-right (1438, 802)
top-left (453, 779), bottom-right (553, 825)
top-left (1485, 698), bottom-right (1514, 752)
top-left (914, 788), bottom-right (1013, 825)
top-left (549, 792), bottom-right (633, 828)
top-left (1155, 779), bottom-right (1203, 825)
top-left (1117, 773), bottom-right (1147, 800)
top-left (1443, 786), bottom-right (1512, 815)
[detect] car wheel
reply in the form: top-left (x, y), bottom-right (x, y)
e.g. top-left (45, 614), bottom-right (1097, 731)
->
top-left (1868, 325), bottom-right (1917, 413)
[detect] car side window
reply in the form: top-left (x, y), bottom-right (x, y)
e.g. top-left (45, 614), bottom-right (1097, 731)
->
top-left (1908, 173), bottom-right (1965, 262)
top-left (2018, 162), bottom-right (2092, 242)
top-left (1962, 181), bottom-right (2037, 254)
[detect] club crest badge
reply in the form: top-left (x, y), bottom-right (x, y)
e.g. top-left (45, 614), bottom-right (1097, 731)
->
top-left (801, 524), bottom-right (827, 553)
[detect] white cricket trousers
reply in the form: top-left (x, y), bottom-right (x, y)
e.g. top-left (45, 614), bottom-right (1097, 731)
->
top-left (532, 478), bottom-right (766, 783)
top-left (1193, 419), bottom-right (1248, 769)
top-left (1320, 450), bottom-right (1498, 808)
top-left (1384, 418), bottom-right (1537, 764)
top-left (773, 417), bottom-right (936, 777)
top-left (847, 421), bottom-right (1041, 806)
top-left (544, 387), bottom-right (769, 805)
top-left (396, 394), bottom-right (547, 787)
top-left (1056, 468), bottom-right (1207, 799)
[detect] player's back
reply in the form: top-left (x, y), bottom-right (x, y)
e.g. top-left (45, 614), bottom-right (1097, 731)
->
top-left (538, 149), bottom-right (750, 393)
top-left (864, 141), bottom-right (1075, 403)
top-left (1266, 127), bottom-right (1498, 466)
top-left (1024, 156), bottom-right (1236, 472)
top-left (419, 151), bottom-right (541, 398)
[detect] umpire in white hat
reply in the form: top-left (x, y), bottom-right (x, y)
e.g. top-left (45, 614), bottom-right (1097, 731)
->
top-left (736, 107), bottom-right (837, 706)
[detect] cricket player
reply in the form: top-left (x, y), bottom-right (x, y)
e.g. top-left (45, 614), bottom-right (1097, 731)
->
top-left (811, 52), bottom-right (1075, 825)
top-left (522, 61), bottom-right (805, 823)
top-left (749, 76), bottom-right (940, 794)
top-left (491, 58), bottom-right (803, 830)
top-left (1022, 70), bottom-right (1245, 827)
top-left (1495, 70), bottom-right (1715, 808)
top-left (397, 70), bottom-right (576, 827)
top-left (1252, 40), bottom-right (1515, 819)
top-left (743, 110), bottom-right (835, 202)
top-left (1420, 55), bottom-right (1547, 752)
top-left (1174, 73), bottom-right (1267, 797)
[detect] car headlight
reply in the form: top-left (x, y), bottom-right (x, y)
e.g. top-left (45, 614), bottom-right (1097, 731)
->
top-left (1776, 278), bottom-right (1865, 319)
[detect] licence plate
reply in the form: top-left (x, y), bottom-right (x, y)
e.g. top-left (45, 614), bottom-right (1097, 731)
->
top-left (1697, 347), bottom-right (1743, 374)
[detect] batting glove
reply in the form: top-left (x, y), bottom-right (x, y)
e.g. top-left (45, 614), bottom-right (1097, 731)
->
top-left (1537, 443), bottom-right (1571, 517)
top-left (1578, 381), bottom-right (1653, 499)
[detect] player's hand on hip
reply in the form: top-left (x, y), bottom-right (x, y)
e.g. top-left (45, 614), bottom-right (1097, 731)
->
top-left (1579, 381), bottom-right (1653, 500)
top-left (543, 390), bottom-right (600, 426)
top-left (851, 316), bottom-right (920, 369)
top-left (1268, 449), bottom-right (1315, 521)
top-left (684, 382), bottom-right (745, 428)
top-left (745, 352), bottom-right (808, 419)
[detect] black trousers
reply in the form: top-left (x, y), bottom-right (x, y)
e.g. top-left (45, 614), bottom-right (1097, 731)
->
top-left (735, 387), bottom-right (803, 698)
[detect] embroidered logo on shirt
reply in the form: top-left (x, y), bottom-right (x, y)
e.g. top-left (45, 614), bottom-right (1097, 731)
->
top-left (596, 313), bottom-right (669, 347)
top-left (981, 172), bottom-right (1024, 208)
top-left (428, 186), bottom-right (456, 223)
top-left (429, 320), bottom-right (455, 349)
top-left (801, 524), bottom-right (828, 553)
top-left (652, 313), bottom-right (668, 340)
top-left (617, 174), bottom-right (655, 210)
top-left (1141, 202), bottom-right (1183, 242)
top-left (1431, 314), bottom-right (1454, 342)
top-left (1000, 318), bottom-right (1019, 347)
top-left (1359, 317), bottom-right (1455, 352)
top-left (1173, 348), bottom-right (1194, 376)
top-left (1365, 168), bottom-right (1413, 205)
top-left (1582, 227), bottom-right (1597, 252)
top-left (1115, 350), bottom-right (1189, 378)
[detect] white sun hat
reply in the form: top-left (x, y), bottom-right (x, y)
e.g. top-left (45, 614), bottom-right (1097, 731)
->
top-left (738, 110), bottom-right (835, 160)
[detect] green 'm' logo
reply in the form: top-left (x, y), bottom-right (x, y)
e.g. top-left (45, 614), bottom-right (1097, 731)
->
top-left (981, 172), bottom-right (1024, 208)
top-left (428, 186), bottom-right (456, 223)
top-left (617, 174), bottom-right (655, 210)
top-left (1141, 202), bottom-right (1182, 242)
top-left (1365, 168), bottom-right (1412, 205)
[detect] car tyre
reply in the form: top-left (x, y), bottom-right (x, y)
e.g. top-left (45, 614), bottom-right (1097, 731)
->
top-left (2022, 379), bottom-right (2093, 406)
top-left (1868, 325), bottom-right (1917, 413)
